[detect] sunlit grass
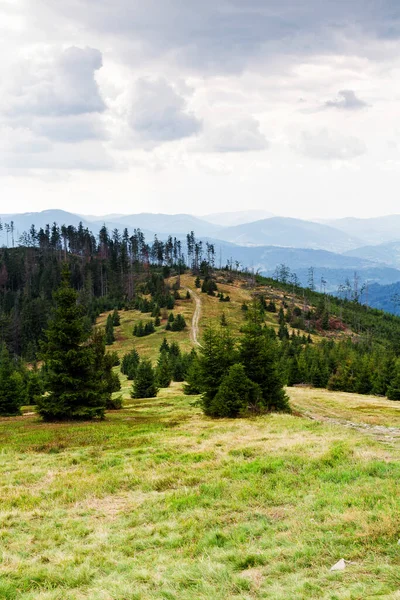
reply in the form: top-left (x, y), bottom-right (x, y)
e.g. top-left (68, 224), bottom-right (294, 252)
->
top-left (1, 382), bottom-right (400, 599)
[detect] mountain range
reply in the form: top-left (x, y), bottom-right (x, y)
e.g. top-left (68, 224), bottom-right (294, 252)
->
top-left (2, 209), bottom-right (400, 304)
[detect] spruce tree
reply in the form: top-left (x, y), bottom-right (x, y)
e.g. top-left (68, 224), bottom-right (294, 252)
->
top-left (239, 310), bottom-right (289, 412)
top-left (387, 361), bottom-right (400, 400)
top-left (156, 350), bottom-right (172, 388)
top-left (210, 363), bottom-right (262, 417)
top-left (131, 359), bottom-right (158, 399)
top-left (198, 326), bottom-right (237, 415)
top-left (105, 314), bottom-right (115, 345)
top-left (38, 266), bottom-right (107, 421)
top-left (121, 348), bottom-right (140, 380)
top-left (159, 337), bottom-right (170, 353)
top-left (0, 345), bottom-right (25, 416)
top-left (112, 309), bottom-right (120, 326)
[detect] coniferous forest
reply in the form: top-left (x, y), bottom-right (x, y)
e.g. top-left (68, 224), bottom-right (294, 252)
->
top-left (2, 219), bottom-right (400, 418)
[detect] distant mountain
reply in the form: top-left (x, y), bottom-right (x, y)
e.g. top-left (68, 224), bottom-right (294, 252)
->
top-left (201, 209), bottom-right (274, 227)
top-left (365, 281), bottom-right (400, 315)
top-left (0, 210), bottom-right (154, 245)
top-left (326, 215), bottom-right (400, 245)
top-left (102, 213), bottom-right (219, 237)
top-left (0, 210), bottom-right (95, 243)
top-left (192, 240), bottom-right (400, 291)
top-left (215, 217), bottom-right (363, 252)
top-left (344, 241), bottom-right (400, 269)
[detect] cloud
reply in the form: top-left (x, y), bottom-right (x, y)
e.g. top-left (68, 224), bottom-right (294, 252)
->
top-left (128, 78), bottom-right (201, 143)
top-left (32, 115), bottom-right (107, 143)
top-left (204, 117), bottom-right (269, 152)
top-left (298, 129), bottom-right (367, 160)
top-left (2, 46), bottom-right (105, 118)
top-left (1, 139), bottom-right (114, 171)
top-left (33, 0), bottom-right (400, 72)
top-left (325, 89), bottom-right (368, 110)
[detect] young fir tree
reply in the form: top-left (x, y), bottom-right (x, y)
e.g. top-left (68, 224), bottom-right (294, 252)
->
top-left (198, 326), bottom-right (237, 415)
top-left (38, 266), bottom-right (108, 421)
top-left (105, 314), bottom-right (115, 345)
top-left (183, 354), bottom-right (202, 395)
top-left (239, 307), bottom-right (290, 412)
top-left (0, 344), bottom-right (25, 416)
top-left (112, 309), bottom-right (120, 326)
top-left (209, 363), bottom-right (262, 418)
top-left (159, 337), bottom-right (170, 353)
top-left (195, 276), bottom-right (201, 288)
top-left (220, 312), bottom-right (228, 327)
top-left (121, 348), bottom-right (140, 380)
top-left (156, 350), bottom-right (172, 388)
top-left (131, 359), bottom-right (158, 399)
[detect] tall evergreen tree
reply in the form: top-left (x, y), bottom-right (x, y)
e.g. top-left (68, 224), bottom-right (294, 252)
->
top-left (239, 309), bottom-right (289, 412)
top-left (0, 344), bottom-right (25, 416)
top-left (105, 314), bottom-right (115, 345)
top-left (156, 350), bottom-right (172, 388)
top-left (37, 266), bottom-right (107, 421)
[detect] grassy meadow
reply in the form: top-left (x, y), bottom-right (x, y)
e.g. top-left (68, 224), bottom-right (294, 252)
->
top-left (1, 383), bottom-right (400, 599)
top-left (1, 276), bottom-right (400, 599)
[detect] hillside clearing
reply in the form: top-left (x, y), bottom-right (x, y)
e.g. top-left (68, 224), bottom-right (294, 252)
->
top-left (1, 384), bottom-right (400, 599)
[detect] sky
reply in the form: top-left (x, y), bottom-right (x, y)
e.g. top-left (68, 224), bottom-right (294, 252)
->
top-left (1, 0), bottom-right (400, 219)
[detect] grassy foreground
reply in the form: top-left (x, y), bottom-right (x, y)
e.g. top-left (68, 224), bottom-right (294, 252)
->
top-left (1, 385), bottom-right (400, 599)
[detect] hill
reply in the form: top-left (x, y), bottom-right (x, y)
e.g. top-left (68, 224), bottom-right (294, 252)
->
top-left (344, 241), bottom-right (400, 268)
top-left (326, 214), bottom-right (400, 245)
top-left (201, 209), bottom-right (275, 227)
top-left (2, 268), bottom-right (400, 598)
top-left (215, 217), bottom-right (363, 252)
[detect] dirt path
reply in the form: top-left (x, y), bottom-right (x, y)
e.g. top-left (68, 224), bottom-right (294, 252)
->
top-left (185, 287), bottom-right (202, 347)
top-left (301, 410), bottom-right (400, 443)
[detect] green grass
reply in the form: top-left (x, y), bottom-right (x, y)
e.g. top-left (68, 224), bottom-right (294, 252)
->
top-left (1, 383), bottom-right (400, 599)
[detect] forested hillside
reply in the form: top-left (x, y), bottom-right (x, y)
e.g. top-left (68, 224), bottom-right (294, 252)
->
top-left (2, 218), bottom-right (400, 421)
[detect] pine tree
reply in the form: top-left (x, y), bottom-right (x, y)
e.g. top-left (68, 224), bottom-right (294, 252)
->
top-left (195, 276), bottom-right (201, 288)
top-left (131, 359), bottom-right (158, 399)
top-left (387, 360), bottom-right (400, 401)
top-left (220, 312), bottom-right (228, 327)
top-left (156, 350), bottom-right (172, 388)
top-left (159, 337), bottom-right (170, 353)
top-left (38, 266), bottom-right (107, 421)
top-left (183, 355), bottom-right (202, 395)
top-left (105, 314), bottom-right (115, 345)
top-left (0, 344), bottom-right (25, 416)
top-left (239, 312), bottom-right (289, 412)
top-left (198, 326), bottom-right (237, 415)
top-left (112, 309), bottom-right (120, 326)
top-left (210, 363), bottom-right (262, 417)
top-left (121, 348), bottom-right (140, 380)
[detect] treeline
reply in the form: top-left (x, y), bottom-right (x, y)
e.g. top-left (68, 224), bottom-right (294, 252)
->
top-left (0, 221), bottom-right (212, 359)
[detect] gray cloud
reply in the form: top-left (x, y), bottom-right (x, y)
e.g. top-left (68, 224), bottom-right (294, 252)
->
top-left (325, 90), bottom-right (368, 110)
top-left (36, 1), bottom-right (400, 71)
top-left (205, 118), bottom-right (269, 152)
top-left (298, 129), bottom-right (367, 160)
top-left (32, 115), bottom-right (107, 143)
top-left (129, 78), bottom-right (201, 143)
top-left (2, 46), bottom-right (105, 118)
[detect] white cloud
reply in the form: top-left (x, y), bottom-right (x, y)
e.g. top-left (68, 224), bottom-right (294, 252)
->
top-left (298, 129), bottom-right (367, 160)
top-left (202, 117), bottom-right (269, 153)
